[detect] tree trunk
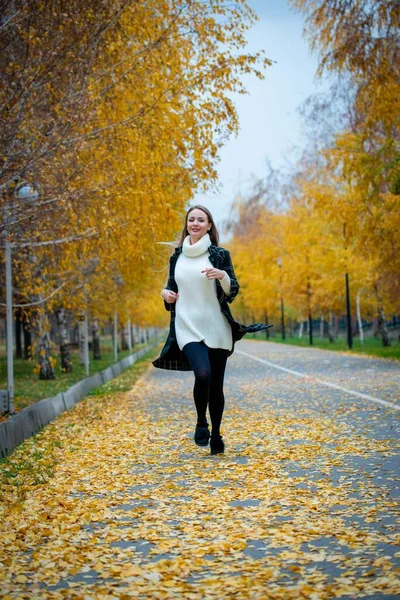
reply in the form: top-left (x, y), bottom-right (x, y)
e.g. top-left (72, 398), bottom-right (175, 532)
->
top-left (92, 319), bottom-right (101, 360)
top-left (327, 311), bottom-right (335, 343)
top-left (334, 314), bottom-right (339, 338)
top-left (356, 289), bottom-right (364, 344)
top-left (72, 323), bottom-right (79, 344)
top-left (78, 313), bottom-right (89, 372)
top-left (23, 316), bottom-right (32, 359)
top-left (113, 312), bottom-right (119, 361)
top-left (319, 314), bottom-right (324, 339)
top-left (375, 286), bottom-right (390, 347)
top-left (373, 317), bottom-right (380, 337)
top-left (298, 321), bottom-right (304, 338)
top-left (307, 277), bottom-right (313, 345)
top-left (127, 319), bottom-right (132, 351)
top-left (264, 311), bottom-right (270, 339)
top-left (37, 311), bottom-right (55, 380)
top-left (15, 308), bottom-right (22, 359)
top-left (130, 322), bottom-right (135, 349)
top-left (78, 318), bottom-right (86, 365)
top-left (55, 308), bottom-right (72, 372)
top-left (308, 312), bottom-right (313, 345)
top-left (120, 325), bottom-right (128, 350)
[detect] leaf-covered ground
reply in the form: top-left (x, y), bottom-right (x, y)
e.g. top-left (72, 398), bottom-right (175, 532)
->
top-left (0, 341), bottom-right (399, 599)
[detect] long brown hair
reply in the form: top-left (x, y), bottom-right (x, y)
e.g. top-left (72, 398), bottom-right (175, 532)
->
top-left (177, 205), bottom-right (220, 247)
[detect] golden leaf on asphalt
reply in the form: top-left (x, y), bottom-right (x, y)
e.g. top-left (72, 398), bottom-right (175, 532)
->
top-left (0, 355), bottom-right (398, 599)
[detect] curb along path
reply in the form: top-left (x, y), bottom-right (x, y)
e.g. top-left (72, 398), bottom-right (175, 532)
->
top-left (0, 340), bottom-right (399, 599)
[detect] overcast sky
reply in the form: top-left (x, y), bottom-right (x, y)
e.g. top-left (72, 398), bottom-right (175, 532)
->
top-left (192, 0), bottom-right (328, 240)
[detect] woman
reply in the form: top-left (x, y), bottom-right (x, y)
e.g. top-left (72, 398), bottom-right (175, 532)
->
top-left (153, 205), bottom-right (271, 455)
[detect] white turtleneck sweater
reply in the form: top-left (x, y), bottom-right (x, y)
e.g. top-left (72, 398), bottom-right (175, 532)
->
top-left (174, 233), bottom-right (233, 351)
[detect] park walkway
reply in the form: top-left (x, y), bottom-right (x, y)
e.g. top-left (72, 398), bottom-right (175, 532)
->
top-left (1, 340), bottom-right (399, 600)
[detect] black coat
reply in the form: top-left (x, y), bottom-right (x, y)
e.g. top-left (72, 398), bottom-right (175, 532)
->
top-left (152, 243), bottom-right (271, 371)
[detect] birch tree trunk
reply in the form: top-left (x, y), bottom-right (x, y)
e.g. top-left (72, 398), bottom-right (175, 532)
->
top-left (375, 285), bottom-right (390, 346)
top-left (356, 289), bottom-right (364, 344)
top-left (319, 315), bottom-right (324, 339)
top-left (113, 311), bottom-right (119, 361)
top-left (298, 321), bottom-right (304, 338)
top-left (37, 310), bottom-right (55, 380)
top-left (92, 318), bottom-right (101, 360)
top-left (327, 311), bottom-right (335, 343)
top-left (127, 319), bottom-right (132, 351)
top-left (55, 308), bottom-right (72, 372)
top-left (78, 313), bottom-right (89, 372)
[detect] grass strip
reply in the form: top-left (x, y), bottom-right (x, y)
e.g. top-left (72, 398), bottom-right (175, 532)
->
top-left (0, 339), bottom-right (156, 412)
top-left (249, 331), bottom-right (400, 360)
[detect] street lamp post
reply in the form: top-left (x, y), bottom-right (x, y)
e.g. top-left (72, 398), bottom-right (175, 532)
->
top-left (113, 273), bottom-right (124, 362)
top-left (343, 223), bottom-right (353, 349)
top-left (345, 272), bottom-right (353, 349)
top-left (277, 258), bottom-right (285, 341)
top-left (113, 310), bottom-right (118, 362)
top-left (1, 181), bottom-right (39, 413)
top-left (4, 207), bottom-right (14, 413)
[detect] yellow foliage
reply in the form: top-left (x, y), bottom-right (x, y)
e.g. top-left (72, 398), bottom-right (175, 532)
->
top-left (1, 1), bottom-right (269, 332)
top-left (227, 0), bottom-right (399, 333)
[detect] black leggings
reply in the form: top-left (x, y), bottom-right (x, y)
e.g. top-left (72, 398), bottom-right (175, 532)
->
top-left (182, 341), bottom-right (229, 436)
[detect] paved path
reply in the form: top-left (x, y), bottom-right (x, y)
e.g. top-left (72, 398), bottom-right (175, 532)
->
top-left (1, 341), bottom-right (399, 599)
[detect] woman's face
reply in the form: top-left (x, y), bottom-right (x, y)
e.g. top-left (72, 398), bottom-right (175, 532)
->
top-left (186, 208), bottom-right (211, 239)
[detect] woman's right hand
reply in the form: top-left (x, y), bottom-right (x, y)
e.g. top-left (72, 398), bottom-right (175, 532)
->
top-left (162, 289), bottom-right (179, 304)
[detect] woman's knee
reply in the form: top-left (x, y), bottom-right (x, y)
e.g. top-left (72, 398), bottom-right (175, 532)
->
top-left (194, 366), bottom-right (211, 384)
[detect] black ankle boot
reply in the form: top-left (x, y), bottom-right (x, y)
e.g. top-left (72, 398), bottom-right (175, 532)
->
top-left (194, 424), bottom-right (210, 447)
top-left (210, 434), bottom-right (224, 455)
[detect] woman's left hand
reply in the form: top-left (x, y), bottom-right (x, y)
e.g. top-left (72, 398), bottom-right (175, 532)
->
top-left (201, 267), bottom-right (226, 280)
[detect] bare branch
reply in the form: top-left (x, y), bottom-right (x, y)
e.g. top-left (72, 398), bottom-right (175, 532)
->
top-left (11, 228), bottom-right (98, 248)
top-left (0, 9), bottom-right (22, 32)
top-left (0, 281), bottom-right (68, 308)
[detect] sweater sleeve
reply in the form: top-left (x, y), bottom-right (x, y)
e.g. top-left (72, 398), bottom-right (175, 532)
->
top-left (220, 271), bottom-right (231, 296)
top-left (162, 255), bottom-right (176, 312)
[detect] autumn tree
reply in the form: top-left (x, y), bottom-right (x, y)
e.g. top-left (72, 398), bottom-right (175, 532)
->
top-left (291, 0), bottom-right (400, 343)
top-left (1, 1), bottom-right (269, 376)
